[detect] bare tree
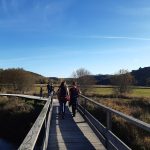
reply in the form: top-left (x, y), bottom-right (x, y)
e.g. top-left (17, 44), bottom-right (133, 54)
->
top-left (72, 68), bottom-right (96, 85)
top-left (71, 68), bottom-right (96, 94)
top-left (111, 69), bottom-right (134, 95)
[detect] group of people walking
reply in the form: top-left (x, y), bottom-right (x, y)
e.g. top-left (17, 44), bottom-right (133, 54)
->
top-left (40, 80), bottom-right (80, 119)
top-left (40, 82), bottom-right (54, 98)
top-left (57, 81), bottom-right (80, 119)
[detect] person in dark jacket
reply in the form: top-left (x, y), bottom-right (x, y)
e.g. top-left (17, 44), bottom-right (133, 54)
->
top-left (69, 81), bottom-right (80, 117)
top-left (47, 82), bottom-right (54, 97)
top-left (57, 81), bottom-right (69, 119)
top-left (40, 86), bottom-right (43, 98)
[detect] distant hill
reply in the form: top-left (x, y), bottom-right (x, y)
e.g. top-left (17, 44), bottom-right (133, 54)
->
top-left (26, 70), bottom-right (47, 84)
top-left (1, 67), bottom-right (150, 86)
top-left (0, 68), bottom-right (46, 84)
top-left (131, 67), bottom-right (150, 86)
top-left (92, 74), bottom-right (113, 85)
top-left (92, 67), bottom-right (150, 86)
top-left (47, 67), bottom-right (150, 86)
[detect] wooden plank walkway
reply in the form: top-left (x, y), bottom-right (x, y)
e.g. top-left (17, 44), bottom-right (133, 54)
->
top-left (47, 100), bottom-right (106, 150)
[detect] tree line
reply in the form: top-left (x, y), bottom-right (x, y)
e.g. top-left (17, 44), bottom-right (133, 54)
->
top-left (93, 67), bottom-right (150, 86)
top-left (0, 68), bottom-right (34, 92)
top-left (0, 67), bottom-right (149, 95)
top-left (72, 68), bottom-right (134, 95)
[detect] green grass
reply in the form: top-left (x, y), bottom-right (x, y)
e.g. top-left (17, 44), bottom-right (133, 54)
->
top-left (84, 86), bottom-right (150, 98)
top-left (130, 88), bottom-right (150, 97)
top-left (86, 87), bottom-right (113, 95)
top-left (11, 84), bottom-right (150, 98)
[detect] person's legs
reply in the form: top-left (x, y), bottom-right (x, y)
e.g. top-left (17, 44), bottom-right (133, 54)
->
top-left (72, 99), bottom-right (77, 117)
top-left (62, 101), bottom-right (66, 119)
top-left (60, 101), bottom-right (63, 115)
top-left (47, 90), bottom-right (49, 97)
top-left (72, 104), bottom-right (75, 116)
top-left (58, 100), bottom-right (61, 114)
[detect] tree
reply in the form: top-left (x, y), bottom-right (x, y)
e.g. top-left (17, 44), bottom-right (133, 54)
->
top-left (146, 78), bottom-right (150, 86)
top-left (0, 68), bottom-right (35, 92)
top-left (111, 69), bottom-right (134, 95)
top-left (72, 68), bottom-right (96, 85)
top-left (71, 68), bottom-right (96, 94)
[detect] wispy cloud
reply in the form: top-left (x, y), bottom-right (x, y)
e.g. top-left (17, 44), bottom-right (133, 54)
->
top-left (0, 49), bottom-right (82, 63)
top-left (117, 6), bottom-right (150, 16)
top-left (0, 55), bottom-right (49, 63)
top-left (80, 35), bottom-right (150, 41)
top-left (0, 0), bottom-right (72, 29)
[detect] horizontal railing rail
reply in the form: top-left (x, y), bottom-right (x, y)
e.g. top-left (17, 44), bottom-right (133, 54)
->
top-left (18, 98), bottom-right (53, 150)
top-left (0, 93), bottom-right (48, 101)
top-left (0, 93), bottom-right (53, 150)
top-left (78, 94), bottom-right (150, 150)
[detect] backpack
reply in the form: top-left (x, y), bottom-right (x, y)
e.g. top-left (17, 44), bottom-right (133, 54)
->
top-left (59, 86), bottom-right (67, 97)
top-left (70, 87), bottom-right (79, 99)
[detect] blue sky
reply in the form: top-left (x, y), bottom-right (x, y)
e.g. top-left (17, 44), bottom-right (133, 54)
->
top-left (0, 0), bottom-right (150, 77)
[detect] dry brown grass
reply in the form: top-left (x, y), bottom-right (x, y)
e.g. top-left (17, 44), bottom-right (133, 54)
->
top-left (0, 96), bottom-right (43, 147)
top-left (0, 97), bottom-right (33, 112)
top-left (85, 97), bottom-right (150, 150)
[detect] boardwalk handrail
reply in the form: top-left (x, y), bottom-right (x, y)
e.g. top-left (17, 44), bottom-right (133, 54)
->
top-left (0, 93), bottom-right (48, 101)
top-left (18, 97), bottom-right (53, 150)
top-left (79, 94), bottom-right (150, 132)
top-left (0, 93), bottom-right (53, 150)
top-left (78, 94), bottom-right (150, 150)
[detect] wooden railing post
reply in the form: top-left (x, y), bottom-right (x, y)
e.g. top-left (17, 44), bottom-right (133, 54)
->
top-left (34, 99), bottom-right (38, 106)
top-left (106, 111), bottom-right (112, 149)
top-left (107, 111), bottom-right (112, 131)
top-left (84, 98), bottom-right (87, 115)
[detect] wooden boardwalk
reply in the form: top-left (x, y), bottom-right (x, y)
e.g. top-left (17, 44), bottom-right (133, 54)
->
top-left (47, 100), bottom-right (106, 150)
top-left (1, 94), bottom-right (149, 150)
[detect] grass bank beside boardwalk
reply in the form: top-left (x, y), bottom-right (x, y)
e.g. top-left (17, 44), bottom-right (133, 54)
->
top-left (0, 96), bottom-right (44, 148)
top-left (79, 97), bottom-right (150, 150)
top-left (79, 86), bottom-right (150, 150)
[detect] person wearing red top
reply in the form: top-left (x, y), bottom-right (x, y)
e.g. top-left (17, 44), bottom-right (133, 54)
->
top-left (57, 81), bottom-right (69, 119)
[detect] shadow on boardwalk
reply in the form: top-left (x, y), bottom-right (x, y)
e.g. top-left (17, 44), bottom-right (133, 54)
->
top-left (48, 104), bottom-right (102, 150)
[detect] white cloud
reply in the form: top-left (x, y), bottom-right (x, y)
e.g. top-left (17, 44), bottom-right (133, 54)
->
top-left (118, 6), bottom-right (150, 16)
top-left (81, 35), bottom-right (150, 41)
top-left (0, 0), bottom-right (73, 31)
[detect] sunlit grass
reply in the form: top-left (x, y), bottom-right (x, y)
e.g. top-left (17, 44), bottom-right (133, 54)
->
top-left (84, 86), bottom-right (150, 98)
top-left (86, 87), bottom-right (113, 95)
top-left (130, 88), bottom-right (150, 97)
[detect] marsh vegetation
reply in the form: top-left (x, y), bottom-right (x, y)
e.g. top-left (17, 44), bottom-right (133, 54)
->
top-left (0, 96), bottom-right (44, 148)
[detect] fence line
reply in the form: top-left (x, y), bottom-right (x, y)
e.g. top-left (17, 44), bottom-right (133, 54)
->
top-left (78, 94), bottom-right (150, 150)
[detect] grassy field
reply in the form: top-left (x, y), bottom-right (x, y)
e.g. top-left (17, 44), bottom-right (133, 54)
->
top-left (1, 84), bottom-right (150, 98)
top-left (130, 88), bottom-right (150, 97)
top-left (84, 86), bottom-right (150, 97)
